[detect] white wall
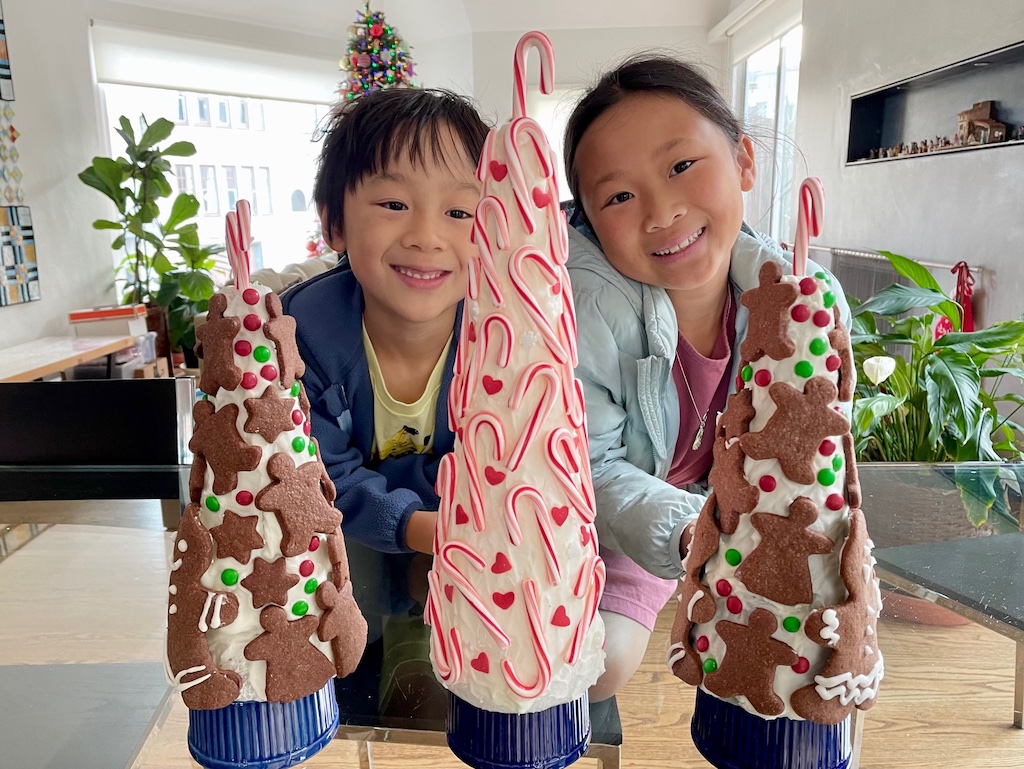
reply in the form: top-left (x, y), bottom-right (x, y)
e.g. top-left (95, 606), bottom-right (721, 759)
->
top-left (472, 27), bottom-right (728, 124)
top-left (795, 0), bottom-right (1024, 326)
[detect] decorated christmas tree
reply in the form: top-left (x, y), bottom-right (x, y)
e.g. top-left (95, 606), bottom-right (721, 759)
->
top-left (337, 4), bottom-right (416, 101)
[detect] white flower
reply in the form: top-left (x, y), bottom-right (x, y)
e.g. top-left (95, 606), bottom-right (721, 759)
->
top-left (863, 355), bottom-right (896, 386)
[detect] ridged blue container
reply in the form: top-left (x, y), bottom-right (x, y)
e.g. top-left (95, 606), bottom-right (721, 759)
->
top-left (447, 692), bottom-right (591, 769)
top-left (691, 688), bottom-right (851, 769)
top-left (188, 682), bottom-right (339, 769)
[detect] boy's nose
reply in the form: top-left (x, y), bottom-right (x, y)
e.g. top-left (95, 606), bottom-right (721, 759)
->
top-left (401, 212), bottom-right (446, 252)
top-left (643, 199), bottom-right (686, 233)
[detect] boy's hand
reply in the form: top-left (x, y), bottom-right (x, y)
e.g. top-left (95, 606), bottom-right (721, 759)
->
top-left (405, 510), bottom-right (439, 554)
top-left (679, 521), bottom-right (696, 561)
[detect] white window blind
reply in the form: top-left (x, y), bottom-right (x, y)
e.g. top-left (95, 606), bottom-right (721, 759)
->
top-left (710, 0), bottom-right (803, 65)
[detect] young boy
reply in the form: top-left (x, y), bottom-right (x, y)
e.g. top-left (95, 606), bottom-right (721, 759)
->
top-left (282, 88), bottom-right (489, 555)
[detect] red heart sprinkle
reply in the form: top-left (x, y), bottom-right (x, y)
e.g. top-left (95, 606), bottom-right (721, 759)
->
top-left (532, 187), bottom-right (552, 208)
top-left (551, 506), bottom-right (570, 526)
top-left (471, 652), bottom-right (490, 673)
top-left (491, 552), bottom-right (512, 574)
top-left (484, 467), bottom-right (506, 486)
top-left (551, 606), bottom-right (571, 627)
top-left (467, 324), bottom-right (477, 342)
top-left (455, 505), bottom-right (469, 525)
top-left (444, 584), bottom-right (454, 602)
top-left (488, 160), bottom-right (508, 182)
top-left (482, 376), bottom-right (503, 395)
top-left (580, 526), bottom-right (592, 546)
top-left (493, 591), bottom-right (515, 609)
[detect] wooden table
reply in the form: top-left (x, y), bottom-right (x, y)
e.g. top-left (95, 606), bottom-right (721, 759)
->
top-left (0, 335), bottom-right (135, 382)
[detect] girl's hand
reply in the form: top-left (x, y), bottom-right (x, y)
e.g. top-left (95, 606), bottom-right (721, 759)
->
top-left (405, 510), bottom-right (439, 554)
top-left (680, 521), bottom-right (697, 561)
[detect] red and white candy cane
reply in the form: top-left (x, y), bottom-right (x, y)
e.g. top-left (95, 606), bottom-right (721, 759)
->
top-left (501, 580), bottom-right (552, 699)
top-left (506, 362), bottom-right (560, 472)
top-left (463, 412), bottom-right (506, 532)
top-left (566, 557), bottom-right (605, 665)
top-left (510, 246), bottom-right (569, 364)
top-left (471, 196), bottom-right (510, 306)
top-left (546, 427), bottom-right (596, 523)
top-left (504, 118), bottom-right (554, 234)
top-left (506, 485), bottom-right (561, 585)
top-left (436, 453), bottom-right (457, 541)
top-left (440, 540), bottom-right (511, 647)
top-left (462, 313), bottom-right (514, 420)
top-left (426, 570), bottom-right (463, 682)
top-left (792, 177), bottom-right (824, 277)
top-left (512, 31), bottom-right (555, 121)
top-left (225, 199), bottom-right (253, 291)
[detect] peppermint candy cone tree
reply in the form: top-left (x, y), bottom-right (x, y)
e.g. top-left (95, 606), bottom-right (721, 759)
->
top-left (669, 180), bottom-right (883, 769)
top-left (166, 200), bottom-right (367, 769)
top-left (426, 31), bottom-right (605, 769)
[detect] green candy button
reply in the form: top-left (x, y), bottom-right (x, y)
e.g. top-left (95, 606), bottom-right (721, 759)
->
top-left (206, 496), bottom-right (220, 513)
top-left (304, 578), bottom-right (318, 595)
top-left (291, 383), bottom-right (300, 397)
top-left (824, 291), bottom-right (837, 309)
top-left (253, 345), bottom-right (272, 363)
top-left (703, 658), bottom-right (718, 673)
top-left (809, 338), bottom-right (828, 356)
top-left (833, 455), bottom-right (844, 471)
top-left (783, 616), bottom-right (801, 632)
top-left (221, 568), bottom-right (239, 586)
top-left (292, 437), bottom-right (307, 453)
top-left (818, 468), bottom-right (836, 486)
top-left (741, 365), bottom-right (753, 382)
top-left (292, 601), bottom-right (309, 617)
top-left (725, 549), bottom-right (742, 567)
top-left (308, 442), bottom-right (317, 456)
top-left (795, 361), bottom-right (814, 378)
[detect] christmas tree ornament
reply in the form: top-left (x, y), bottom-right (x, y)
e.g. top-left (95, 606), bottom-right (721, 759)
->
top-left (337, 4), bottom-right (417, 100)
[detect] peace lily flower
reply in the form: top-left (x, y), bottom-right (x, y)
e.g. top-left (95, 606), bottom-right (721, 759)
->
top-left (863, 355), bottom-right (896, 386)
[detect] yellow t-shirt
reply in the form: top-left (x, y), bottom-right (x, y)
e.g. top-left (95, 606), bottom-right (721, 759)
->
top-left (363, 324), bottom-right (453, 461)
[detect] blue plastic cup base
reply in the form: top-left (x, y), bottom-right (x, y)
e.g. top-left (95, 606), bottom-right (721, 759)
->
top-left (187, 681), bottom-right (339, 769)
top-left (691, 688), bottom-right (851, 769)
top-left (447, 691), bottom-right (591, 769)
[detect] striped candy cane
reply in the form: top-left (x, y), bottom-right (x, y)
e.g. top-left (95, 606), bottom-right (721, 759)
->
top-left (225, 199), bottom-right (253, 290)
top-left (512, 31), bottom-right (555, 121)
top-left (792, 178), bottom-right (824, 277)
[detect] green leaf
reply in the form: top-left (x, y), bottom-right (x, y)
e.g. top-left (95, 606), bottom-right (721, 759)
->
top-left (980, 367), bottom-right (1024, 382)
top-left (118, 115), bottom-right (136, 146)
top-left (853, 284), bottom-right (956, 319)
top-left (877, 250), bottom-right (962, 330)
top-left (153, 253), bottom-right (175, 275)
top-left (160, 141), bottom-right (196, 157)
top-left (92, 219), bottom-right (123, 230)
top-left (924, 350), bottom-right (980, 447)
top-left (110, 234), bottom-right (126, 250)
top-left (935, 321), bottom-right (1024, 353)
top-left (153, 278), bottom-right (180, 307)
top-left (852, 393), bottom-right (905, 436)
top-left (79, 157), bottom-right (124, 202)
top-left (138, 117), bottom-right (175, 149)
top-left (179, 272), bottom-right (216, 301)
top-left (955, 463), bottom-right (999, 527)
top-left (164, 194), bottom-right (201, 231)
top-left (850, 309), bottom-right (876, 335)
top-left (851, 332), bottom-right (915, 348)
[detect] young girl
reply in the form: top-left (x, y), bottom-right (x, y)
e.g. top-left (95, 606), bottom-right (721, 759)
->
top-left (562, 56), bottom-right (852, 701)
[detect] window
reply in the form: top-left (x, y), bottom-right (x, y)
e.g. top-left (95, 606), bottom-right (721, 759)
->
top-left (241, 166), bottom-right (257, 212)
top-left (734, 25), bottom-right (803, 241)
top-left (174, 164), bottom-right (195, 195)
top-left (215, 98), bottom-right (230, 128)
top-left (256, 167), bottom-right (272, 214)
top-left (174, 93), bottom-right (187, 124)
top-left (237, 99), bottom-right (250, 129)
top-left (224, 166), bottom-right (239, 209)
top-left (199, 165), bottom-right (219, 215)
top-left (251, 101), bottom-right (266, 131)
top-left (290, 190), bottom-right (307, 212)
top-left (195, 96), bottom-right (211, 126)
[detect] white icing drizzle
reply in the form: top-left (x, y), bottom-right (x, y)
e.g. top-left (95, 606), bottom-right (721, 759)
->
top-left (177, 540), bottom-right (188, 553)
top-left (169, 604), bottom-right (177, 615)
top-left (198, 592), bottom-right (214, 633)
top-left (173, 664), bottom-right (213, 693)
top-left (687, 590), bottom-right (705, 622)
top-left (171, 559), bottom-right (183, 572)
top-left (667, 642), bottom-right (688, 670)
top-left (169, 584), bottom-right (177, 595)
top-left (211, 593), bottom-right (226, 629)
top-left (814, 656), bottom-right (884, 706)
top-left (819, 608), bottom-right (841, 646)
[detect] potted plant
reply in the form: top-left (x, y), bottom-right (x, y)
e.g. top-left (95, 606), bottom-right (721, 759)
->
top-left (79, 115), bottom-right (216, 366)
top-left (155, 234), bottom-right (224, 368)
top-left (848, 250), bottom-right (1024, 622)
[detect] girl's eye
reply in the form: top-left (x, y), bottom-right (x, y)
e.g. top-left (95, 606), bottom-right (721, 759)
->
top-left (447, 209), bottom-right (473, 220)
top-left (670, 160), bottom-right (693, 176)
top-left (382, 201), bottom-right (407, 211)
top-left (607, 191), bottom-right (633, 206)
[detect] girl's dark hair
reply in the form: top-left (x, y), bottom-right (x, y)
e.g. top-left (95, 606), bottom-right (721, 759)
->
top-left (314, 87), bottom-right (490, 241)
top-left (563, 56), bottom-right (742, 218)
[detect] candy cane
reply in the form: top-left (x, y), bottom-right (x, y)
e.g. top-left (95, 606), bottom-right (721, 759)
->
top-left (224, 199), bottom-right (252, 291)
top-left (510, 246), bottom-right (569, 363)
top-left (472, 196), bottom-right (509, 306)
top-left (566, 557), bottom-right (605, 665)
top-left (512, 31), bottom-right (555, 121)
top-left (426, 571), bottom-right (462, 682)
top-left (462, 313), bottom-right (515, 420)
top-left (436, 453), bottom-right (457, 540)
top-left (476, 129), bottom-right (498, 184)
top-left (501, 580), bottom-right (552, 698)
top-left (440, 541), bottom-right (511, 647)
top-left (792, 177), bottom-right (824, 277)
top-left (547, 427), bottom-right (596, 522)
top-left (503, 118), bottom-right (553, 234)
top-left (506, 485), bottom-right (561, 585)
top-left (463, 412), bottom-right (506, 532)
top-left (506, 362), bottom-right (560, 472)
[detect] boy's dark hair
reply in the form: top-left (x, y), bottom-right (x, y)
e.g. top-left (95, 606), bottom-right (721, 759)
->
top-left (314, 88), bottom-right (490, 241)
top-left (563, 56), bottom-right (743, 220)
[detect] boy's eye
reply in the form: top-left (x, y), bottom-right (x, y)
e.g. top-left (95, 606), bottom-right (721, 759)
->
top-left (381, 201), bottom-right (407, 211)
top-left (606, 192), bottom-right (633, 207)
top-left (670, 160), bottom-right (693, 176)
top-left (447, 209), bottom-right (473, 220)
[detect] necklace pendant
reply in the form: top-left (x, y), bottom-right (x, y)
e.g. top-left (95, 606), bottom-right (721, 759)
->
top-left (692, 418), bottom-right (707, 451)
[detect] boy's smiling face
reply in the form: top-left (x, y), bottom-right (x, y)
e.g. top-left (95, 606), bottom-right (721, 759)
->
top-left (326, 127), bottom-right (481, 332)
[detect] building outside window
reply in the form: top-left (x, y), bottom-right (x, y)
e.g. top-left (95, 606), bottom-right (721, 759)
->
top-left (241, 166), bottom-right (257, 212)
top-left (224, 165), bottom-right (239, 209)
top-left (215, 98), bottom-right (230, 128)
top-left (237, 100), bottom-right (250, 129)
top-left (174, 164), bottom-right (195, 195)
top-left (195, 96), bottom-right (211, 126)
top-left (199, 165), bottom-right (219, 216)
top-left (256, 167), bottom-right (272, 215)
top-left (174, 93), bottom-right (187, 124)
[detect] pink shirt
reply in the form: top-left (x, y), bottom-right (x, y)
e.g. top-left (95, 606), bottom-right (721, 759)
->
top-left (666, 293), bottom-right (737, 487)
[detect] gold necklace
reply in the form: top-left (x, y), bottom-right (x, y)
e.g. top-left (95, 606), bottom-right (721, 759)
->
top-left (676, 290), bottom-right (731, 451)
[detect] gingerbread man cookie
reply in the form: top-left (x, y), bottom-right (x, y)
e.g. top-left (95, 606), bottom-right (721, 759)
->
top-left (196, 293), bottom-right (243, 396)
top-left (740, 261), bottom-right (799, 362)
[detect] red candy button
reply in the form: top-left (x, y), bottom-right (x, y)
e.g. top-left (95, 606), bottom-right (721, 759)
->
top-left (261, 365), bottom-right (278, 381)
top-left (791, 304), bottom-right (811, 322)
top-left (235, 340), bottom-right (252, 356)
top-left (303, 422), bottom-right (312, 435)
top-left (716, 579), bottom-right (732, 596)
top-left (826, 494), bottom-right (845, 511)
top-left (308, 536), bottom-right (320, 552)
top-left (726, 596), bottom-right (743, 614)
top-left (813, 310), bottom-right (831, 327)
top-left (754, 369), bottom-right (771, 387)
top-left (696, 636), bottom-right (710, 653)
top-left (800, 277), bottom-right (818, 295)
top-left (240, 372), bottom-right (257, 389)
top-left (242, 288), bottom-right (260, 305)
top-left (793, 657), bottom-right (810, 674)
top-left (291, 410), bottom-right (303, 425)
top-left (819, 440), bottom-right (836, 456)
top-left (826, 355), bottom-right (842, 371)
top-left (299, 560), bottom-right (314, 577)
top-left (235, 490), bottom-right (253, 506)
top-left (243, 314), bottom-right (262, 332)
top-left (759, 475), bottom-right (777, 492)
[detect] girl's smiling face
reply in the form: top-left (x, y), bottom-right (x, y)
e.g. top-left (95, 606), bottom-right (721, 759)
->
top-left (575, 93), bottom-right (755, 295)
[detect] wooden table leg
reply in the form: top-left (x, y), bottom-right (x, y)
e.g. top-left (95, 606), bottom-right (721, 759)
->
top-left (358, 741), bottom-right (374, 769)
top-left (1015, 640), bottom-right (1024, 728)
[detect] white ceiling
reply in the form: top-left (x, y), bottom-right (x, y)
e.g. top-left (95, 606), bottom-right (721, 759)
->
top-left (112, 0), bottom-right (728, 41)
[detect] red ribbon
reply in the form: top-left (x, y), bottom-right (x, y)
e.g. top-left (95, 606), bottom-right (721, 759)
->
top-left (952, 261), bottom-right (975, 332)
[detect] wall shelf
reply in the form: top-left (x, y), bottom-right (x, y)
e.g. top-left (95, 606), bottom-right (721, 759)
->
top-left (846, 40), bottom-right (1024, 165)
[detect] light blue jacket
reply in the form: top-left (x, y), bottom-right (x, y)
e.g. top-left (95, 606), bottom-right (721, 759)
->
top-left (566, 224), bottom-right (852, 580)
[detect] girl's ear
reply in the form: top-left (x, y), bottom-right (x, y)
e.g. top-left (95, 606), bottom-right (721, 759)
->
top-left (736, 135), bottom-right (756, 193)
top-left (318, 205), bottom-right (346, 254)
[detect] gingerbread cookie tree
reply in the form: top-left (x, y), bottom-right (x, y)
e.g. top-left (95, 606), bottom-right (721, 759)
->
top-left (426, 32), bottom-right (605, 769)
top-left (668, 180), bottom-right (883, 769)
top-left (167, 201), bottom-right (367, 769)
